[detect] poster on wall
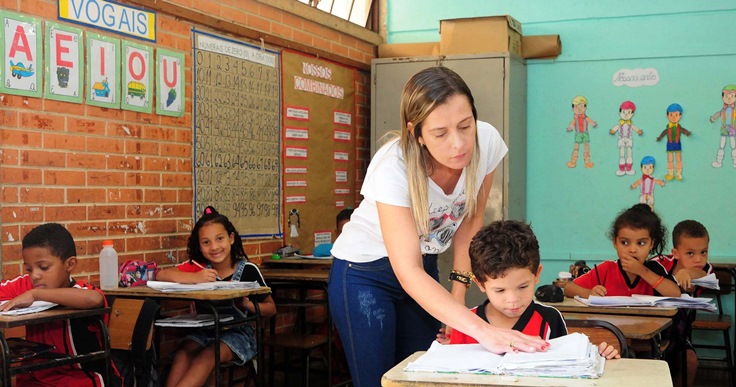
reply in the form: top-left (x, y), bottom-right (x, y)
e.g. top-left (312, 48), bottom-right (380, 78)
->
top-left (86, 32), bottom-right (120, 108)
top-left (121, 40), bottom-right (152, 113)
top-left (0, 11), bottom-right (42, 98)
top-left (45, 22), bottom-right (83, 103)
top-left (708, 84), bottom-right (736, 168)
top-left (192, 30), bottom-right (281, 237)
top-left (281, 49), bottom-right (356, 252)
top-left (156, 48), bottom-right (184, 117)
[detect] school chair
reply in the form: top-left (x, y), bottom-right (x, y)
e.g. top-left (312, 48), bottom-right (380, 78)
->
top-left (264, 289), bottom-right (331, 386)
top-left (566, 318), bottom-right (633, 358)
top-left (107, 297), bottom-right (159, 387)
top-left (690, 267), bottom-right (735, 387)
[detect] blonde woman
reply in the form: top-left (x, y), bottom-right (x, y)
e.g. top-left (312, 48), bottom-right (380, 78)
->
top-left (329, 67), bottom-right (547, 386)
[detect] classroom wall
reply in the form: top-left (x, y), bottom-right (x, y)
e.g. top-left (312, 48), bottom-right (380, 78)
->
top-left (385, 0), bottom-right (736, 285)
top-left (0, 1), bottom-right (374, 287)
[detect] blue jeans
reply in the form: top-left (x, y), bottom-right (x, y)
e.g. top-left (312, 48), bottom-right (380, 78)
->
top-left (328, 255), bottom-right (440, 387)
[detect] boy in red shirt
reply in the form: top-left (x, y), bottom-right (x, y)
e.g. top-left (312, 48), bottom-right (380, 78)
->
top-left (438, 220), bottom-right (619, 359)
top-left (0, 223), bottom-right (122, 386)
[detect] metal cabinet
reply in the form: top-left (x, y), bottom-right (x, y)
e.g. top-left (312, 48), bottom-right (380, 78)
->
top-left (371, 53), bottom-right (527, 306)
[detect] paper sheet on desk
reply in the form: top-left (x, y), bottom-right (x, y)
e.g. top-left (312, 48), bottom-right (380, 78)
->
top-left (405, 333), bottom-right (604, 378)
top-left (0, 300), bottom-right (58, 315)
top-left (692, 273), bottom-right (720, 290)
top-left (576, 294), bottom-right (716, 311)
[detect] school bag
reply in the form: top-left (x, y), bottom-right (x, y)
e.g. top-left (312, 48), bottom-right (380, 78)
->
top-left (119, 260), bottom-right (158, 287)
top-left (107, 297), bottom-right (160, 387)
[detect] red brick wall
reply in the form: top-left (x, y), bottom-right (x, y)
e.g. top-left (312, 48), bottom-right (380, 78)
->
top-left (0, 0), bottom-right (373, 281)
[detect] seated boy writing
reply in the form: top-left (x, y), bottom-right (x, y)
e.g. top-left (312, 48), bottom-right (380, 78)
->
top-left (650, 219), bottom-right (711, 387)
top-left (0, 223), bottom-right (122, 386)
top-left (438, 220), bottom-right (619, 359)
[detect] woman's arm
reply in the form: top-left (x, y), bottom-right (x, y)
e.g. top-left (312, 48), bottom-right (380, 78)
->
top-left (448, 172), bottom-right (495, 304)
top-left (377, 202), bottom-right (546, 354)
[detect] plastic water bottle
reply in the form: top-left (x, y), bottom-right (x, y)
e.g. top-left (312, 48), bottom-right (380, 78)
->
top-left (99, 240), bottom-right (119, 290)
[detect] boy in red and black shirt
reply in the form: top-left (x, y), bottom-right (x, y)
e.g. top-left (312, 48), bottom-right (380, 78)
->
top-left (650, 220), bottom-right (712, 387)
top-left (0, 223), bottom-right (122, 386)
top-left (439, 220), bottom-right (619, 359)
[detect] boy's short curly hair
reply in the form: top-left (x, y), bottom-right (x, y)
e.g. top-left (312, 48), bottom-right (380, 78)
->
top-left (672, 220), bottom-right (709, 248)
top-left (469, 220), bottom-right (540, 282)
top-left (22, 223), bottom-right (77, 261)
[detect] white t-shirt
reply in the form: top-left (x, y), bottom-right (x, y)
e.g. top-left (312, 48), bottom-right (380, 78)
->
top-left (332, 121), bottom-right (508, 263)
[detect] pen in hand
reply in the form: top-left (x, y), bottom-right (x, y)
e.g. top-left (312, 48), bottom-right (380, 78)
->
top-left (191, 260), bottom-right (222, 281)
top-left (594, 264), bottom-right (601, 286)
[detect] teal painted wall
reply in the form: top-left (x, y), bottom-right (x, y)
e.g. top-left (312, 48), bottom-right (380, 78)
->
top-left (385, 0), bottom-right (736, 358)
top-left (386, 0), bottom-right (736, 282)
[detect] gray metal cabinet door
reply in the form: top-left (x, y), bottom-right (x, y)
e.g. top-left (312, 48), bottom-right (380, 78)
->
top-left (371, 57), bottom-right (505, 155)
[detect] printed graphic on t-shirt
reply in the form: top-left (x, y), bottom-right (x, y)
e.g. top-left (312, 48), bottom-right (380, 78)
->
top-left (423, 193), bottom-right (466, 254)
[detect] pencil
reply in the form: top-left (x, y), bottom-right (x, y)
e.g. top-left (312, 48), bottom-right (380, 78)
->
top-left (594, 264), bottom-right (601, 285)
top-left (191, 260), bottom-right (221, 280)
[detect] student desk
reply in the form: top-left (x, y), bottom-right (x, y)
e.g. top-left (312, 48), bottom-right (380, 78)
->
top-left (0, 307), bottom-right (111, 387)
top-left (562, 312), bottom-right (672, 358)
top-left (263, 257), bottom-right (333, 270)
top-left (104, 286), bottom-right (270, 387)
top-left (382, 352), bottom-right (673, 387)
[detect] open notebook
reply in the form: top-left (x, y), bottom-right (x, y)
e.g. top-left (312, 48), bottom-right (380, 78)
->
top-left (146, 280), bottom-right (260, 292)
top-left (405, 332), bottom-right (605, 379)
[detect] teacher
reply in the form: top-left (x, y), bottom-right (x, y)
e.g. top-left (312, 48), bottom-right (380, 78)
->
top-left (329, 66), bottom-right (546, 386)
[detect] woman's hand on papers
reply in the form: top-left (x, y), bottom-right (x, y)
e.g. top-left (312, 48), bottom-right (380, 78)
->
top-left (597, 341), bottom-right (621, 359)
top-left (476, 326), bottom-right (549, 354)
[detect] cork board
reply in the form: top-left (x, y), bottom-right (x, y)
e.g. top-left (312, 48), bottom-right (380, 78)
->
top-left (193, 30), bottom-right (281, 237)
top-left (281, 50), bottom-right (356, 252)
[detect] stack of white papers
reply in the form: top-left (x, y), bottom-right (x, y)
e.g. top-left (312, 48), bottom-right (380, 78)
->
top-left (0, 300), bottom-right (58, 316)
top-left (575, 294), bottom-right (716, 311)
top-left (155, 313), bottom-right (234, 327)
top-left (692, 273), bottom-right (720, 290)
top-left (405, 333), bottom-right (605, 379)
top-left (147, 280), bottom-right (260, 292)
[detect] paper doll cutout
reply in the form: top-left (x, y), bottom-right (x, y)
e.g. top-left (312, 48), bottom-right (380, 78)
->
top-left (656, 103), bottom-right (691, 180)
top-left (630, 156), bottom-right (665, 211)
top-left (709, 84), bottom-right (736, 168)
top-left (610, 101), bottom-right (643, 176)
top-left (566, 96), bottom-right (597, 168)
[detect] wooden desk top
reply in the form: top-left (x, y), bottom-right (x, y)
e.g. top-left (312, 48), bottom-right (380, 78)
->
top-left (261, 268), bottom-right (330, 282)
top-left (103, 285), bottom-right (271, 300)
top-left (562, 312), bottom-right (672, 340)
top-left (711, 262), bottom-right (736, 270)
top-left (537, 297), bottom-right (678, 317)
top-left (0, 307), bottom-right (111, 328)
top-left (264, 257), bottom-right (332, 266)
top-left (382, 352), bottom-right (672, 387)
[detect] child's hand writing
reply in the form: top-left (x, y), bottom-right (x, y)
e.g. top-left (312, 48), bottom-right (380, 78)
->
top-left (194, 268), bottom-right (220, 282)
top-left (590, 285), bottom-right (607, 297)
top-left (597, 342), bottom-right (621, 359)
